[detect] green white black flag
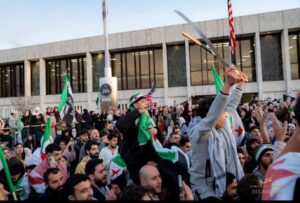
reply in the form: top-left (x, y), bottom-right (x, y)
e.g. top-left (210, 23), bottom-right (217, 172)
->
top-left (58, 74), bottom-right (74, 127)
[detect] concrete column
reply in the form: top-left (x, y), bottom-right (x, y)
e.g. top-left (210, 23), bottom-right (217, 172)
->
top-left (39, 58), bottom-right (46, 113)
top-left (254, 31), bottom-right (264, 99)
top-left (86, 52), bottom-right (93, 110)
top-left (24, 60), bottom-right (31, 97)
top-left (184, 39), bottom-right (192, 105)
top-left (281, 28), bottom-right (292, 94)
top-left (162, 42), bottom-right (169, 105)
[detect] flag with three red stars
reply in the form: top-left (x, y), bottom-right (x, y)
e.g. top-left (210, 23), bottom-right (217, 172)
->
top-left (109, 155), bottom-right (127, 181)
top-left (212, 67), bottom-right (245, 146)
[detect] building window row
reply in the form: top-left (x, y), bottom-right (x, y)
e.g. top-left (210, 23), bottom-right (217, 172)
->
top-left (0, 63), bottom-right (24, 97)
top-left (46, 56), bottom-right (87, 95)
top-left (1, 32), bottom-right (300, 98)
top-left (110, 47), bottom-right (164, 90)
top-left (190, 36), bottom-right (256, 86)
top-left (289, 31), bottom-right (300, 80)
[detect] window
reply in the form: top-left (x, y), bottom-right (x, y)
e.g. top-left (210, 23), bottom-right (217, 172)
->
top-left (46, 55), bottom-right (87, 95)
top-left (111, 47), bottom-right (163, 90)
top-left (260, 33), bottom-right (283, 81)
top-left (289, 32), bottom-right (300, 79)
top-left (190, 36), bottom-right (256, 86)
top-left (167, 44), bottom-right (187, 87)
top-left (0, 63), bottom-right (24, 98)
top-left (31, 61), bottom-right (40, 96)
top-left (92, 53), bottom-right (105, 92)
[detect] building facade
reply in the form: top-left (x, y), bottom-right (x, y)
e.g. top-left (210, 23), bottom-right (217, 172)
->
top-left (0, 8), bottom-right (300, 117)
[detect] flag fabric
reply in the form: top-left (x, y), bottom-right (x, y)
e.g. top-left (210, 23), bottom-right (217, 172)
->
top-left (109, 155), bottom-right (127, 180)
top-left (228, 0), bottom-right (236, 64)
top-left (58, 74), bottom-right (74, 126)
top-left (138, 112), bottom-right (178, 162)
top-left (212, 67), bottom-right (224, 93)
top-left (40, 118), bottom-right (51, 160)
top-left (212, 66), bottom-right (245, 146)
top-left (262, 152), bottom-right (300, 200)
top-left (96, 91), bottom-right (101, 110)
top-left (17, 115), bottom-right (24, 144)
top-left (0, 147), bottom-right (16, 194)
top-left (145, 83), bottom-right (156, 108)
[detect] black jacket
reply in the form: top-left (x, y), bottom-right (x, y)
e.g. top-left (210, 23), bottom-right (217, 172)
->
top-left (115, 109), bottom-right (181, 200)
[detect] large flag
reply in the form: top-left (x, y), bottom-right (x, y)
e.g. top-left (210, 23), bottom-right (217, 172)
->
top-left (40, 118), bottom-right (51, 160)
top-left (0, 147), bottom-right (17, 200)
top-left (212, 66), bottom-right (245, 146)
top-left (58, 74), bottom-right (74, 126)
top-left (227, 0), bottom-right (236, 64)
top-left (263, 152), bottom-right (300, 200)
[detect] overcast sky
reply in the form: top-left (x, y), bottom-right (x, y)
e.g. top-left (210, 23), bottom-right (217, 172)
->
top-left (0, 0), bottom-right (299, 50)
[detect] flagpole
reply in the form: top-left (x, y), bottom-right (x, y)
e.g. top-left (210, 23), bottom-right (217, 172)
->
top-left (103, 0), bottom-right (111, 78)
top-left (227, 0), bottom-right (236, 65)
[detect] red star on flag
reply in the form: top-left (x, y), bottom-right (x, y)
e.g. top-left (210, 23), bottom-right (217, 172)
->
top-left (111, 169), bottom-right (120, 176)
top-left (235, 126), bottom-right (243, 137)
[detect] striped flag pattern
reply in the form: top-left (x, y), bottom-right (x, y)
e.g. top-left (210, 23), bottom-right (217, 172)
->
top-left (262, 152), bottom-right (300, 200)
top-left (228, 0), bottom-right (236, 64)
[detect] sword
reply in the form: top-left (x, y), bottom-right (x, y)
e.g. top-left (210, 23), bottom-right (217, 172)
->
top-left (175, 10), bottom-right (230, 68)
top-left (181, 32), bottom-right (215, 56)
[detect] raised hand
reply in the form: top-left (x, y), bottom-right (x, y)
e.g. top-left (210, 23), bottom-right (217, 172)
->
top-left (269, 113), bottom-right (287, 142)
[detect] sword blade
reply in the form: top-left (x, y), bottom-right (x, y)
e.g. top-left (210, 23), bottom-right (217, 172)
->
top-left (175, 10), bottom-right (230, 68)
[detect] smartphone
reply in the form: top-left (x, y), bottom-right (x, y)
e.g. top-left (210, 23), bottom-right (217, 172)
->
top-left (47, 156), bottom-right (56, 165)
top-left (178, 175), bottom-right (183, 193)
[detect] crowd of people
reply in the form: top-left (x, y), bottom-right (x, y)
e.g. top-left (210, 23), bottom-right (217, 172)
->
top-left (0, 66), bottom-right (299, 201)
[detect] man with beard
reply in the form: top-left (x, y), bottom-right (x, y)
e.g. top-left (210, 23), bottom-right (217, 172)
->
top-left (253, 145), bottom-right (273, 183)
top-left (63, 174), bottom-right (94, 201)
top-left (99, 133), bottom-right (119, 170)
top-left (85, 159), bottom-right (119, 200)
top-left (75, 140), bottom-right (99, 174)
top-left (39, 168), bottom-right (64, 201)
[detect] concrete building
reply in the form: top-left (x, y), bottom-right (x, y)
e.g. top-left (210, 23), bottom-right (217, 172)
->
top-left (0, 8), bottom-right (300, 117)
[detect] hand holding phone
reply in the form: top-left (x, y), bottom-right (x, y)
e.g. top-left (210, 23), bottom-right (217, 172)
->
top-left (47, 156), bottom-right (58, 168)
top-left (178, 175), bottom-right (183, 193)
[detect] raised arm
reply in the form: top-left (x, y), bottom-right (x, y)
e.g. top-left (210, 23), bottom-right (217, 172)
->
top-left (189, 67), bottom-right (244, 142)
top-left (225, 72), bottom-right (247, 113)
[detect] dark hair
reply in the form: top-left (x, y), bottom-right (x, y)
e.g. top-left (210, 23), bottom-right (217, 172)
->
top-left (226, 172), bottom-right (236, 187)
top-left (179, 137), bottom-right (190, 147)
top-left (172, 126), bottom-right (181, 133)
top-left (237, 147), bottom-right (244, 154)
top-left (195, 96), bottom-right (215, 118)
top-left (121, 184), bottom-right (153, 201)
top-left (63, 174), bottom-right (89, 199)
top-left (79, 129), bottom-right (89, 136)
top-left (8, 157), bottom-right (25, 176)
top-left (108, 132), bottom-right (117, 141)
top-left (295, 96), bottom-right (300, 126)
top-left (45, 144), bottom-right (61, 154)
top-left (100, 130), bottom-right (108, 137)
top-left (14, 143), bottom-right (25, 160)
top-left (249, 125), bottom-right (260, 133)
top-left (85, 159), bottom-right (103, 176)
top-left (237, 174), bottom-right (261, 201)
top-left (43, 168), bottom-right (60, 184)
top-left (84, 140), bottom-right (98, 152)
